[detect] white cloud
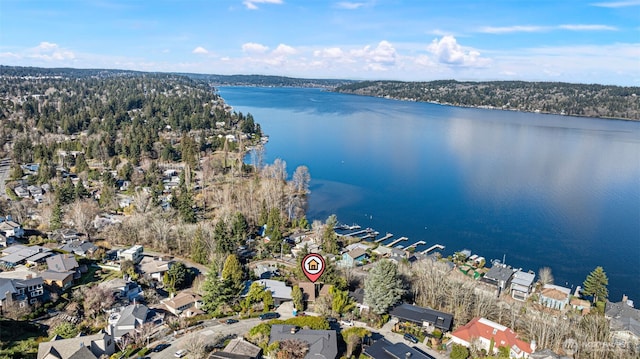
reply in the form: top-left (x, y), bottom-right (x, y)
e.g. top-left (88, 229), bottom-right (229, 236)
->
top-left (351, 40), bottom-right (397, 69)
top-left (558, 24), bottom-right (617, 31)
top-left (272, 43), bottom-right (297, 56)
top-left (192, 46), bottom-right (209, 54)
top-left (28, 42), bottom-right (75, 61)
top-left (335, 2), bottom-right (366, 10)
top-left (480, 25), bottom-right (547, 34)
top-left (242, 0), bottom-right (283, 10)
top-left (314, 47), bottom-right (344, 58)
top-left (591, 0), bottom-right (640, 7)
top-left (427, 36), bottom-right (488, 67)
top-left (242, 42), bottom-right (269, 53)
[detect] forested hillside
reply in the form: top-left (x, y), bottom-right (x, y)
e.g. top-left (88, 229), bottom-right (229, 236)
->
top-left (334, 80), bottom-right (640, 120)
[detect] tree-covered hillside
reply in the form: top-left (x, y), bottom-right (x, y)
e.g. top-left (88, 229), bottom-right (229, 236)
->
top-left (334, 80), bottom-right (640, 120)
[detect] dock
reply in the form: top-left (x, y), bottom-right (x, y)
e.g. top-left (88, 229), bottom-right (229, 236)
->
top-left (406, 240), bottom-right (426, 249)
top-left (421, 244), bottom-right (445, 254)
top-left (359, 231), bottom-right (379, 240)
top-left (375, 233), bottom-right (393, 243)
top-left (386, 237), bottom-right (408, 247)
top-left (337, 229), bottom-right (369, 237)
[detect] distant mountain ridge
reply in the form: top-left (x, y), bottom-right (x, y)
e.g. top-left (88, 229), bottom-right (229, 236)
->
top-left (334, 80), bottom-right (640, 120)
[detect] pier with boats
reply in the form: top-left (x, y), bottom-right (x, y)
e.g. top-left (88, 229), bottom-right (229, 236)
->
top-left (334, 223), bottom-right (444, 254)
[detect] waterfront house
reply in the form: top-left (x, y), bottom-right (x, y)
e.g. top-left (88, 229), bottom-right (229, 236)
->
top-left (510, 270), bottom-right (536, 301)
top-left (37, 330), bottom-right (115, 359)
top-left (481, 264), bottom-right (516, 294)
top-left (162, 291), bottom-right (204, 317)
top-left (569, 298), bottom-right (591, 314)
top-left (605, 295), bottom-right (640, 345)
top-left (340, 247), bottom-right (369, 267)
top-left (363, 338), bottom-right (432, 359)
top-left (538, 284), bottom-right (571, 310)
top-left (269, 325), bottom-right (338, 359)
top-left (450, 317), bottom-right (533, 358)
top-left (389, 303), bottom-right (454, 332)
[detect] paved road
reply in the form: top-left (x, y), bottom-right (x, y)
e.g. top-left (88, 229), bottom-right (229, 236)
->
top-left (0, 158), bottom-right (10, 199)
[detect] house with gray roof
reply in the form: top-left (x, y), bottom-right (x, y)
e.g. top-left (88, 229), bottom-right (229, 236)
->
top-left (605, 295), bottom-right (640, 345)
top-left (213, 337), bottom-right (262, 359)
top-left (107, 303), bottom-right (149, 339)
top-left (1, 245), bottom-right (51, 266)
top-left (269, 325), bottom-right (338, 359)
top-left (46, 254), bottom-right (80, 280)
top-left (389, 303), bottom-right (454, 332)
top-left (481, 264), bottom-right (516, 294)
top-left (244, 279), bottom-right (292, 306)
top-left (510, 270), bottom-right (536, 301)
top-left (363, 338), bottom-right (434, 359)
top-left (59, 241), bottom-right (98, 257)
top-left (37, 330), bottom-right (115, 359)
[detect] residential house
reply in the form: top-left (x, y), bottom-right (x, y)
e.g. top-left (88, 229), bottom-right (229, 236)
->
top-left (389, 303), bottom-right (454, 332)
top-left (538, 284), bottom-right (571, 311)
top-left (41, 270), bottom-right (75, 290)
top-left (510, 270), bottom-right (536, 301)
top-left (372, 246), bottom-right (392, 257)
top-left (59, 240), bottom-right (98, 257)
top-left (605, 295), bottom-right (640, 345)
top-left (0, 219), bottom-right (25, 240)
top-left (450, 317), bottom-right (534, 358)
top-left (269, 324), bottom-right (338, 359)
top-left (211, 337), bottom-right (262, 359)
top-left (1, 245), bottom-right (52, 267)
top-left (388, 248), bottom-right (409, 264)
top-left (46, 254), bottom-right (80, 280)
top-left (37, 330), bottom-right (115, 359)
top-left (118, 245), bottom-right (144, 264)
top-left (13, 186), bottom-right (30, 199)
top-left (298, 282), bottom-right (317, 303)
top-left (481, 264), bottom-right (516, 294)
top-left (340, 247), bottom-right (369, 267)
top-left (349, 288), bottom-right (369, 312)
top-left (108, 303), bottom-right (149, 340)
top-left (569, 298), bottom-right (591, 314)
top-left (139, 256), bottom-right (173, 283)
top-left (100, 278), bottom-right (143, 302)
top-left (50, 229), bottom-right (79, 243)
top-left (253, 264), bottom-right (279, 279)
top-left (244, 279), bottom-right (292, 306)
top-left (0, 233), bottom-right (9, 248)
top-left (162, 292), bottom-right (204, 317)
top-left (0, 276), bottom-right (46, 309)
top-left (363, 338), bottom-right (433, 359)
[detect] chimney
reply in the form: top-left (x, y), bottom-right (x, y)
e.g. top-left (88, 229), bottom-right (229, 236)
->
top-left (405, 352), bottom-right (412, 358)
top-left (622, 294), bottom-right (628, 303)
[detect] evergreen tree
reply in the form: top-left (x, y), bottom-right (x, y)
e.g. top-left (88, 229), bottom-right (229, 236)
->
top-left (266, 208), bottom-right (282, 241)
top-left (201, 261), bottom-right (235, 313)
top-left (164, 262), bottom-right (187, 295)
top-left (50, 201), bottom-right (63, 230)
top-left (215, 220), bottom-right (234, 254)
top-left (258, 200), bottom-right (268, 226)
top-left (364, 260), bottom-right (405, 314)
top-left (321, 215), bottom-right (339, 254)
top-left (231, 212), bottom-right (248, 241)
top-left (291, 285), bottom-right (304, 311)
top-left (583, 266), bottom-right (609, 303)
top-left (221, 254), bottom-right (245, 295)
top-left (450, 344), bottom-right (470, 359)
top-left (190, 226), bottom-right (208, 264)
top-left (74, 181), bottom-right (90, 199)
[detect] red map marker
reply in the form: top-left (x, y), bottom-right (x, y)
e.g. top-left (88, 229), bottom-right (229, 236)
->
top-left (301, 253), bottom-right (325, 283)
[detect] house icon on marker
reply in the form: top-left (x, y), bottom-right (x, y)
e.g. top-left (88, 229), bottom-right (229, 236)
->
top-left (308, 259), bottom-right (319, 271)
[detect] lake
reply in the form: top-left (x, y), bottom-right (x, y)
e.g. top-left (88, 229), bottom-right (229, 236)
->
top-left (218, 86), bottom-right (640, 301)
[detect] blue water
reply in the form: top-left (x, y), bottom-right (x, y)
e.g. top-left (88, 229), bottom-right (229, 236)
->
top-left (218, 86), bottom-right (640, 301)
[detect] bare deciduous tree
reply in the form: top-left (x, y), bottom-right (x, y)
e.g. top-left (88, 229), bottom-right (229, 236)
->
top-left (68, 199), bottom-right (100, 240)
top-left (538, 267), bottom-right (554, 286)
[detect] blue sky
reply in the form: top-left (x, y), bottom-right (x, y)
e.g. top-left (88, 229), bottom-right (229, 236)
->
top-left (1, 0), bottom-right (638, 85)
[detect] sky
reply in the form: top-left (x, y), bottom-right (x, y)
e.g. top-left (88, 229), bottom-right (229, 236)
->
top-left (0, 0), bottom-right (639, 85)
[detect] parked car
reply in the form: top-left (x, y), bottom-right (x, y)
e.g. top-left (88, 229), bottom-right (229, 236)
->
top-left (152, 343), bottom-right (170, 352)
top-left (340, 319), bottom-right (354, 327)
top-left (259, 312), bottom-right (280, 320)
top-left (403, 333), bottom-right (419, 344)
top-left (225, 318), bottom-right (239, 324)
top-left (174, 349), bottom-right (188, 358)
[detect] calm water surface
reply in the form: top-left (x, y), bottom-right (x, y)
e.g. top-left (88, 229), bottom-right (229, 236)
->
top-left (218, 86), bottom-right (640, 300)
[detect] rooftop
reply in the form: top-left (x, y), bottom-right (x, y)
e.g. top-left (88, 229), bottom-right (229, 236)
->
top-left (363, 338), bottom-right (435, 359)
top-left (269, 324), bottom-right (338, 359)
top-left (452, 317), bottom-right (532, 355)
top-left (389, 303), bottom-right (454, 331)
top-left (540, 284), bottom-right (571, 301)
